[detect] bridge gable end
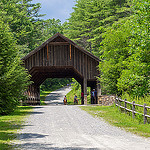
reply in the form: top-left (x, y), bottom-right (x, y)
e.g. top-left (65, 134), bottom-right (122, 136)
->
top-left (23, 33), bottom-right (101, 105)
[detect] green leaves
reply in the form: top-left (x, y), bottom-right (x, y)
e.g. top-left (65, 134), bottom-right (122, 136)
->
top-left (65, 0), bottom-right (132, 56)
top-left (99, 20), bottom-right (132, 95)
top-left (117, 0), bottom-right (150, 97)
top-left (0, 16), bottom-right (30, 115)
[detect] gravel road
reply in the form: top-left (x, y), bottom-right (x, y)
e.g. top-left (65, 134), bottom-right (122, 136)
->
top-left (15, 87), bottom-right (150, 150)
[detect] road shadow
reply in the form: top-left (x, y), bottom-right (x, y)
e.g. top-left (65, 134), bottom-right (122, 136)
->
top-left (28, 111), bottom-right (44, 115)
top-left (45, 93), bottom-right (63, 101)
top-left (44, 86), bottom-right (72, 106)
top-left (18, 133), bottom-right (48, 140)
top-left (15, 142), bottom-right (101, 150)
top-left (45, 92), bottom-right (64, 105)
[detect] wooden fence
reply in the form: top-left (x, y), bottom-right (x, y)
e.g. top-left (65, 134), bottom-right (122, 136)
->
top-left (115, 97), bottom-right (150, 124)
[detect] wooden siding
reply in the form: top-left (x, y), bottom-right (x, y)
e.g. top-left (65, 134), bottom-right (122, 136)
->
top-left (23, 33), bottom-right (100, 105)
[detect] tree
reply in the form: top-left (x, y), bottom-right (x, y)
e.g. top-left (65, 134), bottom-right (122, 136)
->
top-left (0, 16), bottom-right (30, 115)
top-left (64, 0), bottom-right (132, 56)
top-left (40, 78), bottom-right (71, 91)
top-left (42, 18), bottom-right (64, 41)
top-left (117, 0), bottom-right (150, 97)
top-left (99, 20), bottom-right (132, 95)
top-left (0, 0), bottom-right (46, 56)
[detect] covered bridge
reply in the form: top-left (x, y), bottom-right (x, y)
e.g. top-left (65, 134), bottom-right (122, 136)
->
top-left (22, 33), bottom-right (101, 105)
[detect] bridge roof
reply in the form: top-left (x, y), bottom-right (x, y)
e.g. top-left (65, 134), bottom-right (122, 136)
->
top-left (22, 33), bottom-right (100, 62)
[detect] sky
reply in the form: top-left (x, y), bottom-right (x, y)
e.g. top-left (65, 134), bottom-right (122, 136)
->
top-left (32, 0), bottom-right (76, 23)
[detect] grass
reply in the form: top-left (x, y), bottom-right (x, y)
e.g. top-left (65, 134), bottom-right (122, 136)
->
top-left (80, 105), bottom-right (150, 138)
top-left (122, 93), bottom-right (150, 106)
top-left (120, 94), bottom-right (150, 123)
top-left (40, 90), bottom-right (53, 105)
top-left (0, 106), bottom-right (33, 150)
top-left (66, 89), bottom-right (81, 105)
top-left (66, 89), bottom-right (91, 105)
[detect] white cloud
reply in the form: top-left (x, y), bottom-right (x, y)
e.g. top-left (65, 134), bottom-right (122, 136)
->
top-left (32, 0), bottom-right (76, 23)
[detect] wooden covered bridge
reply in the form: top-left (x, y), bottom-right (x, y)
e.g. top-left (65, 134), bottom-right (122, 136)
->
top-left (22, 33), bottom-right (101, 105)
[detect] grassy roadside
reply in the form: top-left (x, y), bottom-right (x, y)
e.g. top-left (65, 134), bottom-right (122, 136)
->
top-left (40, 90), bottom-right (53, 105)
top-left (80, 105), bottom-right (150, 138)
top-left (66, 89), bottom-right (91, 105)
top-left (0, 106), bottom-right (33, 150)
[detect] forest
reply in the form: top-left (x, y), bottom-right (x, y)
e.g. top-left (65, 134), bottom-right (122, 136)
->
top-left (0, 0), bottom-right (149, 114)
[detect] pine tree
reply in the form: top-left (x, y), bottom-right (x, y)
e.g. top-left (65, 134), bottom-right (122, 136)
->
top-left (0, 16), bottom-right (30, 115)
top-left (64, 0), bottom-right (132, 56)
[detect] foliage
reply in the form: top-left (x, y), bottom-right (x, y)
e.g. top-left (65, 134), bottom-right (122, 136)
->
top-left (117, 0), bottom-right (150, 97)
top-left (64, 0), bottom-right (132, 56)
top-left (99, 20), bottom-right (132, 95)
top-left (0, 16), bottom-right (30, 115)
top-left (42, 18), bottom-right (64, 41)
top-left (122, 93), bottom-right (150, 106)
top-left (0, 0), bottom-right (64, 57)
top-left (0, 0), bottom-right (43, 55)
top-left (0, 0), bottom-right (66, 114)
top-left (40, 78), bottom-right (72, 91)
top-left (97, 0), bottom-right (149, 97)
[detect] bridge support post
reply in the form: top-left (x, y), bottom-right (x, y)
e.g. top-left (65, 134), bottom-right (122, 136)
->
top-left (97, 80), bottom-right (101, 97)
top-left (26, 84), bottom-right (40, 105)
top-left (84, 78), bottom-right (87, 105)
top-left (96, 80), bottom-right (101, 104)
top-left (81, 84), bottom-right (84, 105)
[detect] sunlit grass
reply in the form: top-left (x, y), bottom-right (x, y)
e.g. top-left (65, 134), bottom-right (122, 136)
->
top-left (40, 90), bottom-right (52, 105)
top-left (0, 106), bottom-right (33, 150)
top-left (80, 105), bottom-right (150, 138)
top-left (66, 88), bottom-right (91, 105)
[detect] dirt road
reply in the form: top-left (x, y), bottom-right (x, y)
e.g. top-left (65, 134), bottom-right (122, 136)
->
top-left (15, 87), bottom-right (150, 150)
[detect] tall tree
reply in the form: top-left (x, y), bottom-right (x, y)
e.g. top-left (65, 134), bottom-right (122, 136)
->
top-left (0, 0), bottom-right (45, 56)
top-left (0, 16), bottom-right (30, 115)
top-left (99, 20), bottom-right (132, 95)
top-left (117, 0), bottom-right (150, 97)
top-left (64, 0), bottom-right (132, 56)
top-left (42, 18), bottom-right (64, 41)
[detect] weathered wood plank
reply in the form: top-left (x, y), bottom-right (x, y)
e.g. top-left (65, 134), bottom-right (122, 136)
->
top-left (50, 42), bottom-right (69, 45)
top-left (83, 53), bottom-right (85, 77)
top-left (51, 45), bottom-right (54, 66)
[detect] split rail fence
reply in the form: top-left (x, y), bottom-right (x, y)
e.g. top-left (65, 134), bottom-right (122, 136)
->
top-left (115, 98), bottom-right (150, 124)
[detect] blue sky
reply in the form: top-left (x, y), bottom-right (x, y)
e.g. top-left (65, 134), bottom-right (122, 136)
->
top-left (32, 0), bottom-right (76, 23)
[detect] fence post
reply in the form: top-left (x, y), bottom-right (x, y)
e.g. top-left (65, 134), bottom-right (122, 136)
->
top-left (132, 101), bottom-right (135, 118)
top-left (124, 99), bottom-right (127, 114)
top-left (115, 97), bottom-right (118, 106)
top-left (118, 97), bottom-right (121, 111)
top-left (144, 103), bottom-right (147, 124)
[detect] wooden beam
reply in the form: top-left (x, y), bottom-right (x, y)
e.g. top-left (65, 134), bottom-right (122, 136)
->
top-left (49, 42), bottom-right (69, 45)
top-left (70, 44), bottom-right (72, 60)
top-left (84, 78), bottom-right (87, 105)
top-left (47, 44), bottom-right (49, 61)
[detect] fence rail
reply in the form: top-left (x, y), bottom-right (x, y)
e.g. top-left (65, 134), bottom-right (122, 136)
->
top-left (115, 98), bottom-right (150, 124)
